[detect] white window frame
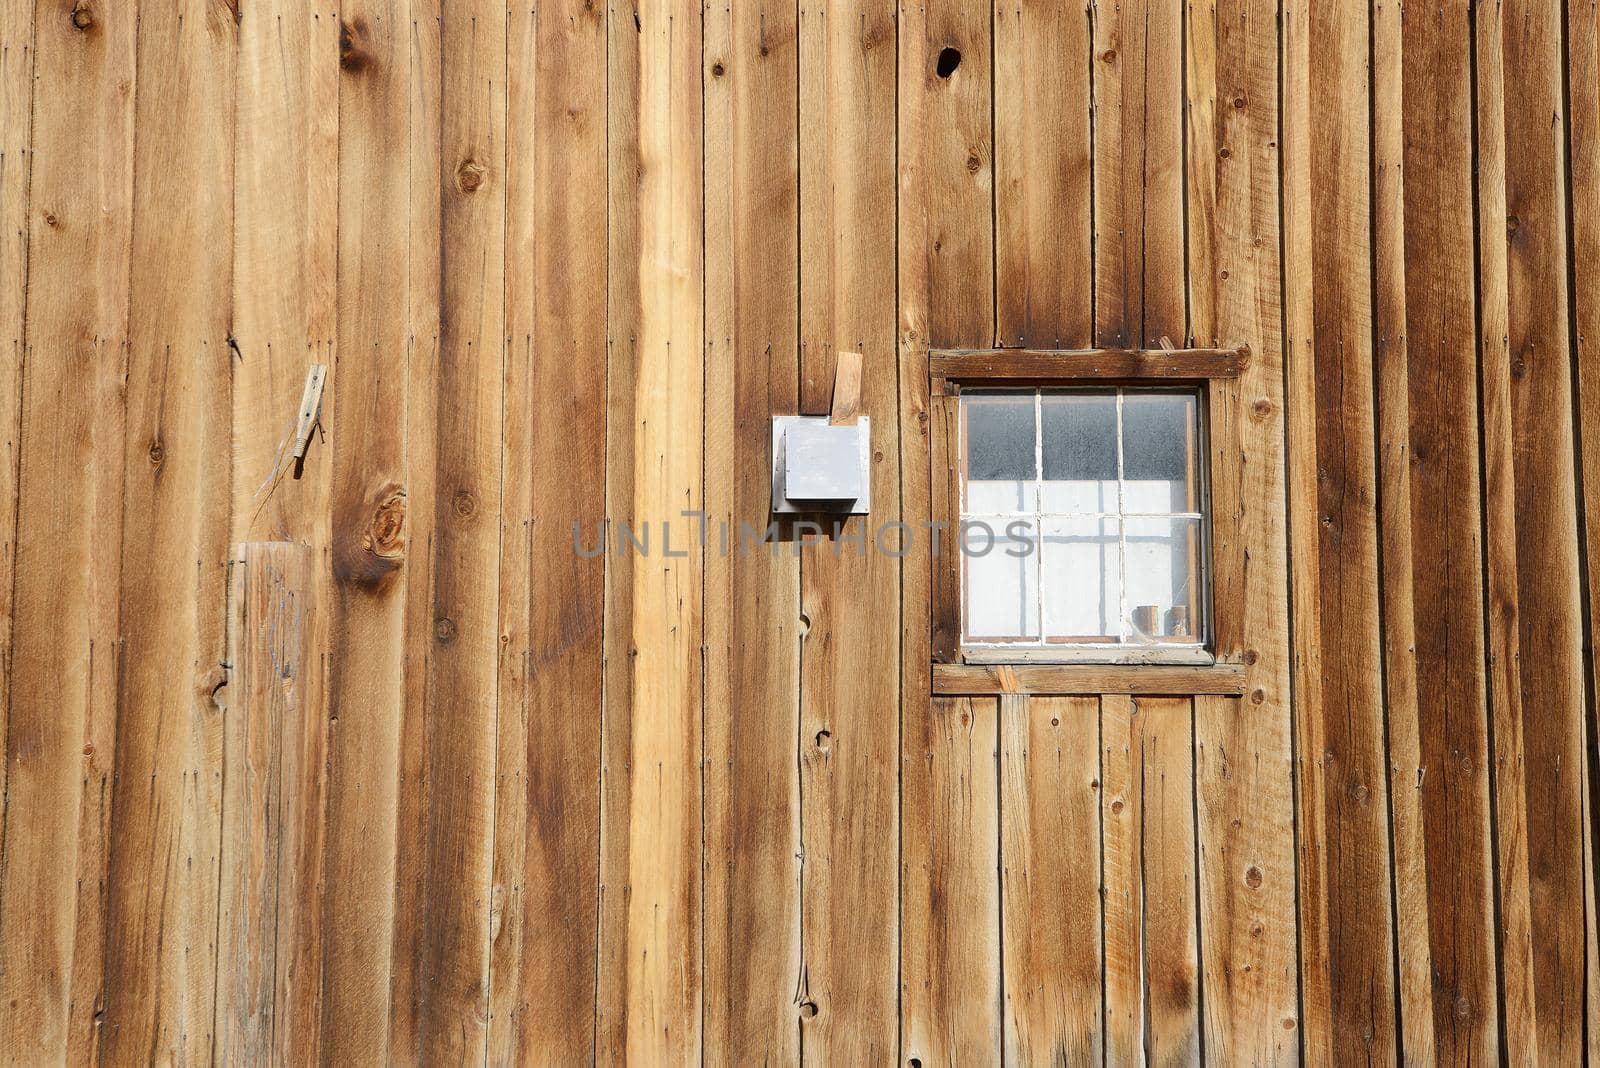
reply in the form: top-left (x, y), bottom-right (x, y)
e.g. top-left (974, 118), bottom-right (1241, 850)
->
top-left (958, 385), bottom-right (1214, 666)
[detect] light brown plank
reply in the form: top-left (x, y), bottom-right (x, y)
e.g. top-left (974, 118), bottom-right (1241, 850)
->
top-left (1284, 0), bottom-right (1398, 1059)
top-left (231, 9), bottom-right (340, 1058)
top-left (1140, 697), bottom-right (1202, 1065)
top-left (1188, 0), bottom-right (1299, 1059)
top-left (1000, 695), bottom-right (1100, 1064)
top-left (899, 0), bottom-right (1000, 1057)
top-left (1477, 3), bottom-right (1588, 1060)
top-left (597, 0), bottom-right (705, 1056)
top-left (321, 0), bottom-right (413, 1057)
top-left (217, 543), bottom-right (315, 1062)
top-left (489, 1), bottom-right (606, 1061)
top-left (0, 0), bottom-right (135, 1058)
top-left (100, 4), bottom-right (235, 1061)
top-left (797, 0), bottom-right (901, 1055)
top-left (994, 0), bottom-right (1091, 349)
top-left (702, 0), bottom-right (804, 1056)
top-left (904, 696), bottom-right (1001, 1064)
top-left (0, 0), bottom-right (33, 873)
top-left (1102, 694), bottom-right (1141, 1063)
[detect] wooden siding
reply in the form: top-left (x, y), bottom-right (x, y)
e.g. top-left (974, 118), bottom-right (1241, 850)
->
top-left (0, 1), bottom-right (1597, 1064)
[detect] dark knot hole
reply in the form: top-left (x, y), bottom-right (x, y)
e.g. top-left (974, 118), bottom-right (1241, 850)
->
top-left (935, 46), bottom-right (961, 77)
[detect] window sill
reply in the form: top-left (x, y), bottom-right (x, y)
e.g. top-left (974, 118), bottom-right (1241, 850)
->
top-left (960, 645), bottom-right (1214, 666)
top-left (932, 661), bottom-right (1246, 697)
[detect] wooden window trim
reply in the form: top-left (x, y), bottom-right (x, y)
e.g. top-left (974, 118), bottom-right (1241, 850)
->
top-left (932, 661), bottom-right (1247, 697)
top-left (929, 346), bottom-right (1248, 680)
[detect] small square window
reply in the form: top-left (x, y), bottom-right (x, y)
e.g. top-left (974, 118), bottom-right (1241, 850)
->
top-left (958, 386), bottom-right (1208, 663)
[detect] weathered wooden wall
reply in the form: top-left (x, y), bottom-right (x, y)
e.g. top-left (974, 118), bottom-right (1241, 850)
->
top-left (0, 0), bottom-right (1597, 1063)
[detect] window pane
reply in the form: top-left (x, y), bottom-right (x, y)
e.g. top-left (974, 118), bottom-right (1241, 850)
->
top-left (1122, 391), bottom-right (1198, 513)
top-left (1124, 516), bottom-right (1202, 643)
top-left (1041, 517), bottom-right (1120, 642)
top-left (962, 518), bottom-right (1040, 641)
top-left (1041, 391), bottom-right (1117, 513)
top-left (963, 392), bottom-right (1036, 512)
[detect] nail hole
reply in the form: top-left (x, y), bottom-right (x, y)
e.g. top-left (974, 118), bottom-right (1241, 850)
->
top-left (935, 47), bottom-right (960, 77)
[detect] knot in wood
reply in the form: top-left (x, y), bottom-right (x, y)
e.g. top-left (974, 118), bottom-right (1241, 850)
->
top-left (456, 158), bottom-right (488, 194)
top-left (71, 1), bottom-right (93, 30)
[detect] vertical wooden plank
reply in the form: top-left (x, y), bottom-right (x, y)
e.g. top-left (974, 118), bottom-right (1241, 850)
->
top-left (1283, 0), bottom-right (1398, 1060)
top-left (217, 543), bottom-right (314, 1063)
top-left (1477, 2), bottom-right (1588, 1060)
top-left (0, 0), bottom-right (34, 841)
top-left (1188, 0), bottom-right (1298, 1059)
top-left (231, 9), bottom-right (340, 1060)
top-left (0, 0), bottom-right (135, 1058)
top-left (1101, 694), bottom-right (1141, 1064)
top-left (490, 0), bottom-right (607, 1061)
top-left (1472, 7), bottom-right (1538, 1056)
top-left (321, 0), bottom-right (412, 1057)
top-left (394, 2), bottom-right (506, 1061)
top-left (993, 0), bottom-right (1091, 349)
top-left (99, 2), bottom-right (235, 1061)
top-left (796, 0), bottom-right (901, 1056)
top-left (1569, 1), bottom-right (1600, 1053)
top-left (1002, 695), bottom-right (1101, 1064)
top-left (1140, 697), bottom-right (1202, 1066)
top-left (702, 0), bottom-right (803, 1055)
top-left (904, 696), bottom-right (1000, 1064)
top-left (1377, 1), bottom-right (1500, 1061)
top-left (899, 0), bottom-right (998, 1058)
top-left (597, 0), bottom-right (705, 1056)
top-left (1093, 0), bottom-right (1184, 348)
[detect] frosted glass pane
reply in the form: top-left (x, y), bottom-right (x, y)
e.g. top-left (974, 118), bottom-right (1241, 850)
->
top-left (1122, 392), bottom-right (1198, 513)
top-left (1124, 517), bottom-right (1202, 643)
top-left (1041, 518), bottom-right (1120, 642)
top-left (1041, 392), bottom-right (1117, 513)
top-left (963, 393), bottom-right (1036, 512)
top-left (963, 519), bottom-right (1040, 641)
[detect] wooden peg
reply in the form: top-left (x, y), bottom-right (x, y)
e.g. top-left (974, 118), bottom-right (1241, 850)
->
top-left (291, 364), bottom-right (327, 472)
top-left (829, 351), bottom-right (863, 425)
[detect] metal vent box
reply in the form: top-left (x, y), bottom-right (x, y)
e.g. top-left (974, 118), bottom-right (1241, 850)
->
top-left (771, 416), bottom-right (871, 514)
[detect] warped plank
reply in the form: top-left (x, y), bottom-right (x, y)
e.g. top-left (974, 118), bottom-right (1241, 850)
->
top-left (702, 0), bottom-right (803, 1056)
top-left (905, 697), bottom-right (1001, 1064)
top-left (230, 9), bottom-right (341, 1057)
top-left (0, 0), bottom-right (135, 1059)
top-left (797, 0), bottom-right (901, 1054)
top-left (1283, 0), bottom-right (1398, 1058)
top-left (1001, 695), bottom-right (1100, 1064)
top-left (1382, 0), bottom-right (1498, 1060)
top-left (1476, 3), bottom-right (1588, 1060)
top-left (101, 3), bottom-right (236, 1061)
top-left (597, 0), bottom-right (705, 1055)
top-left (321, 0), bottom-right (413, 1057)
top-left (1188, 0), bottom-right (1299, 1058)
top-left (899, 0), bottom-right (999, 1057)
top-left (217, 543), bottom-right (314, 1063)
top-left (489, 0), bottom-right (606, 1061)
top-left (994, 0), bottom-right (1091, 348)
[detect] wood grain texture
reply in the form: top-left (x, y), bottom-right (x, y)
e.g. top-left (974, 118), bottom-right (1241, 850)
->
top-left (1001, 695), bottom-right (1100, 1064)
top-left (702, 0), bottom-right (803, 1056)
top-left (321, 0), bottom-right (412, 1057)
top-left (1384, 1), bottom-right (1497, 1060)
top-left (217, 543), bottom-right (315, 1063)
top-left (100, 4), bottom-right (235, 1061)
top-left (994, 0), bottom-right (1091, 348)
top-left (490, 1), bottom-right (606, 1061)
top-left (1188, 0), bottom-right (1298, 1060)
top-left (797, 0), bottom-right (901, 1055)
top-left (1284, 0), bottom-right (1398, 1059)
top-left (0, 1), bottom-right (135, 1059)
top-left (1477, 3), bottom-right (1588, 1060)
